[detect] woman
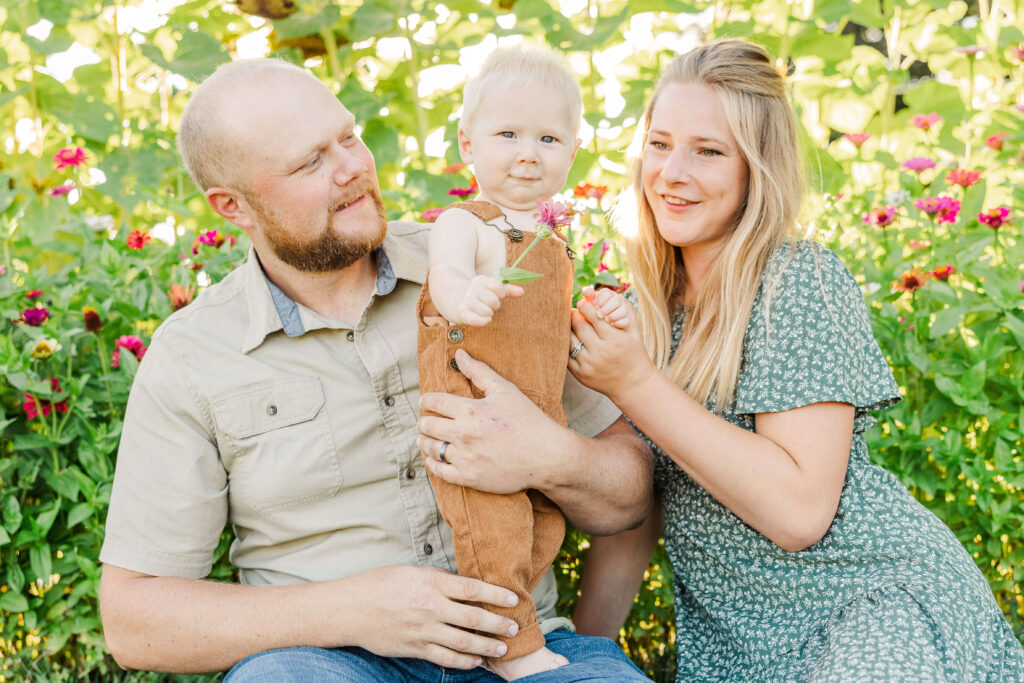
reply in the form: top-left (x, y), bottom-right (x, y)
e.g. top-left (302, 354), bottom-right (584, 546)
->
top-left (569, 40), bottom-right (1024, 681)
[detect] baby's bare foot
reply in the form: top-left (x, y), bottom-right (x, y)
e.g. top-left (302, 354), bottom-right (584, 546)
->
top-left (488, 646), bottom-right (568, 681)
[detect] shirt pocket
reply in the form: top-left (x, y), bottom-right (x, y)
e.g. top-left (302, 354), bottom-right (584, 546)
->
top-left (211, 376), bottom-right (342, 516)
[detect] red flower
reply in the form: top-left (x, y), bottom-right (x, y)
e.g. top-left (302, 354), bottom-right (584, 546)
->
top-left (82, 306), bottom-right (103, 333)
top-left (862, 206), bottom-right (897, 228)
top-left (23, 378), bottom-right (70, 420)
top-left (53, 146), bottom-right (88, 170)
top-left (47, 182), bottom-right (75, 197)
top-left (127, 230), bottom-right (152, 250)
top-left (573, 183), bottom-right (609, 200)
top-left (985, 132), bottom-right (1008, 150)
top-left (978, 207), bottom-right (1012, 229)
top-left (843, 133), bottom-right (870, 148)
top-left (22, 306), bottom-right (49, 326)
top-left (26, 289), bottom-right (43, 299)
top-left (893, 268), bottom-right (930, 293)
top-left (901, 157), bottom-right (936, 173)
top-left (111, 334), bottom-right (148, 368)
top-left (448, 177), bottom-right (479, 197)
top-left (168, 284), bottom-right (195, 311)
top-left (932, 265), bottom-right (955, 280)
top-left (442, 163), bottom-right (466, 174)
top-left (910, 113), bottom-right (942, 131)
top-left (420, 208), bottom-right (443, 223)
top-left (945, 168), bottom-right (982, 188)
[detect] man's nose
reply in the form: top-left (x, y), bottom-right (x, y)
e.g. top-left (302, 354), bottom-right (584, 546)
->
top-left (331, 145), bottom-right (368, 185)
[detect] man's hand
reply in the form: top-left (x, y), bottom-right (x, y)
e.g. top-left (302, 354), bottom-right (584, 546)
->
top-left (418, 349), bottom-right (571, 494)
top-left (346, 564), bottom-right (519, 669)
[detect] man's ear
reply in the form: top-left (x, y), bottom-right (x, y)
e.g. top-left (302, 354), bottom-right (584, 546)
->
top-left (457, 128), bottom-right (473, 164)
top-left (206, 187), bottom-right (254, 230)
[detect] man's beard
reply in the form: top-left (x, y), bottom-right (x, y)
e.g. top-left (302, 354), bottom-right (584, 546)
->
top-left (248, 183), bottom-right (388, 273)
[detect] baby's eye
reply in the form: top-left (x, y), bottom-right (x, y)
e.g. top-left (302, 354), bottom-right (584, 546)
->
top-left (500, 131), bottom-right (515, 139)
top-left (541, 135), bottom-right (557, 143)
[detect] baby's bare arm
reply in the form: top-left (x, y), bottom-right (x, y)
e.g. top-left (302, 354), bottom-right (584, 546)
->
top-left (428, 210), bottom-right (522, 326)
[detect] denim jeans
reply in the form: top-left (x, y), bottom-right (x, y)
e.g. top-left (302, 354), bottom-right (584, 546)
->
top-left (223, 629), bottom-right (650, 682)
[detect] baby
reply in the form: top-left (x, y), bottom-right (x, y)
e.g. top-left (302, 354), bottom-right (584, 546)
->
top-left (416, 46), bottom-right (584, 680)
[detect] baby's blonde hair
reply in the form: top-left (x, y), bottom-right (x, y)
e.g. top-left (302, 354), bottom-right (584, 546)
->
top-left (178, 57), bottom-right (316, 191)
top-left (461, 46), bottom-right (582, 133)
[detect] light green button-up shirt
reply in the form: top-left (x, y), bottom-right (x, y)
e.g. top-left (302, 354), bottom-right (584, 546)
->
top-left (100, 221), bottom-right (619, 627)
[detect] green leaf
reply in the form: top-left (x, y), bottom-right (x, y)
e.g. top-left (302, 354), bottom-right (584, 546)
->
top-left (495, 267), bottom-right (543, 284)
top-left (30, 543), bottom-right (53, 582)
top-left (350, 2), bottom-right (396, 41)
top-left (960, 360), bottom-right (986, 397)
top-left (929, 307), bottom-right (962, 339)
top-left (66, 503), bottom-right (93, 529)
top-left (272, 4), bottom-right (341, 40)
top-left (141, 28), bottom-right (229, 81)
top-left (0, 591), bottom-right (29, 613)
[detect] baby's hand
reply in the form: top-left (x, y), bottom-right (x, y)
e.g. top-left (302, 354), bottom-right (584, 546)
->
top-left (581, 285), bottom-right (632, 330)
top-left (456, 275), bottom-right (524, 326)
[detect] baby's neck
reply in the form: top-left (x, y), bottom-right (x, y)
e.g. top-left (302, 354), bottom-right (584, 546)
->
top-left (476, 192), bottom-right (547, 233)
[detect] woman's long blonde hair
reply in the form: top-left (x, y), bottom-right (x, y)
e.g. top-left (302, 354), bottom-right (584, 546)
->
top-left (625, 40), bottom-right (804, 411)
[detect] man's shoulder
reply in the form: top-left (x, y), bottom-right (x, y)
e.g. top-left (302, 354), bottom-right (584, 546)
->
top-left (152, 261), bottom-right (251, 345)
top-left (383, 220), bottom-right (432, 283)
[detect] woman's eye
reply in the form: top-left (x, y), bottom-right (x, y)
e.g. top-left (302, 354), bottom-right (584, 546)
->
top-left (649, 141), bottom-right (668, 151)
top-left (699, 148), bottom-right (722, 157)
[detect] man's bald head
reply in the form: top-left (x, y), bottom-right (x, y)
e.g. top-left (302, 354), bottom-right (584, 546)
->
top-left (178, 58), bottom-right (328, 192)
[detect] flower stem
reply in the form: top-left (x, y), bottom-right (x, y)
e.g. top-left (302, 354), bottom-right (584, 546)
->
top-left (509, 233), bottom-right (544, 270)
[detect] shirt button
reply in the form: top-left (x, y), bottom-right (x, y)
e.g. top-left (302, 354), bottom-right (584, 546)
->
top-left (423, 543), bottom-right (433, 555)
top-left (405, 468), bottom-right (416, 480)
top-left (383, 395), bottom-right (395, 407)
top-left (448, 358), bottom-right (459, 372)
top-left (346, 331), bottom-right (354, 341)
top-left (266, 404), bottom-right (278, 416)
top-left (447, 327), bottom-right (464, 344)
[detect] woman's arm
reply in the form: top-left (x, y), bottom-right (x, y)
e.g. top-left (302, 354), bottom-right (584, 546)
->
top-left (569, 302), bottom-right (853, 552)
top-left (574, 501), bottom-right (664, 639)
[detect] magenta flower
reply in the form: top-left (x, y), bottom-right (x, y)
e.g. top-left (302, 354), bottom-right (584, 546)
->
top-left (47, 182), bottom-right (75, 197)
top-left (1011, 44), bottom-right (1024, 63)
top-left (843, 133), bottom-right (870, 148)
top-left (22, 306), bottom-right (49, 326)
top-left (978, 207), bottom-right (1012, 229)
top-left (910, 113), bottom-right (942, 131)
top-left (985, 132), bottom-right (1008, 151)
top-left (916, 197), bottom-right (960, 224)
top-left (26, 289), bottom-right (43, 299)
top-left (448, 177), bottom-right (478, 197)
top-left (53, 146), bottom-right (88, 170)
top-left (111, 334), bottom-right (148, 368)
top-left (902, 157), bottom-right (936, 173)
top-left (946, 169), bottom-right (982, 188)
top-left (533, 199), bottom-right (574, 232)
top-left (863, 206), bottom-right (897, 228)
top-left (23, 378), bottom-right (69, 420)
top-left (420, 208), bottom-right (443, 223)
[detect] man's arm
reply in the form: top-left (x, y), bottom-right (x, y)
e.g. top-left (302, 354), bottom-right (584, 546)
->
top-left (418, 349), bottom-right (653, 535)
top-left (100, 562), bottom-right (520, 674)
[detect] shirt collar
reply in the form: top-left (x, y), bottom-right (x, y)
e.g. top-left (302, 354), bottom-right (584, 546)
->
top-left (240, 223), bottom-right (428, 352)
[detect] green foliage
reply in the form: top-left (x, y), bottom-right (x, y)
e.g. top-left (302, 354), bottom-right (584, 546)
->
top-left (0, 0), bottom-right (1022, 680)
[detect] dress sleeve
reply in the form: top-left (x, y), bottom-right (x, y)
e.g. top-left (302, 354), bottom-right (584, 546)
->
top-left (733, 243), bottom-right (901, 420)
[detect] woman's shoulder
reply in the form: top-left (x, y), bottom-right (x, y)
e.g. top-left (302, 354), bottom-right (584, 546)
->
top-left (761, 240), bottom-right (859, 304)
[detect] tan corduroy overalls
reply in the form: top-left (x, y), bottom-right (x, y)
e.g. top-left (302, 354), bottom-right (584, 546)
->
top-left (417, 200), bottom-right (574, 660)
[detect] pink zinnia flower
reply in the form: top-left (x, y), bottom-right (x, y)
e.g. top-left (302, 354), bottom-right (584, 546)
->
top-left (936, 198), bottom-right (961, 224)
top-left (946, 168), bottom-right (982, 188)
top-left (863, 206), bottom-right (897, 228)
top-left (915, 197), bottom-right (943, 214)
top-left (908, 239), bottom-right (932, 251)
top-left (533, 199), bottom-right (574, 231)
top-left (448, 177), bottom-right (478, 197)
top-left (955, 45), bottom-right (986, 56)
top-left (47, 182), bottom-right (75, 197)
top-left (126, 230), bottom-right (152, 250)
top-left (932, 265), bottom-right (955, 281)
top-left (22, 307), bottom-right (49, 326)
top-left (985, 132), bottom-right (1008, 151)
top-left (0, 265), bottom-right (5, 275)
top-left (1017, 104), bottom-right (1024, 114)
top-left (1011, 44), bottom-right (1024, 62)
top-left (22, 378), bottom-right (69, 420)
top-left (26, 289), bottom-right (43, 299)
top-left (978, 207), bottom-right (1012, 229)
top-left (198, 229), bottom-right (227, 248)
top-left (420, 208), bottom-right (443, 223)
top-left (53, 146), bottom-right (88, 170)
top-left (902, 157), bottom-right (936, 173)
top-left (843, 133), bottom-right (871, 148)
top-left (111, 334), bottom-right (148, 367)
top-left (442, 163), bottom-right (466, 174)
top-left (910, 112), bottom-right (942, 131)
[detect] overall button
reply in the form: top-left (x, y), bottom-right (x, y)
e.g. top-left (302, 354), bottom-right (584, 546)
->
top-left (383, 395), bottom-right (395, 407)
top-left (266, 404), bottom-right (278, 416)
top-left (423, 543), bottom-right (433, 555)
top-left (346, 331), bottom-right (354, 341)
top-left (448, 358), bottom-right (459, 372)
top-left (447, 327), bottom-right (464, 344)
top-left (405, 468), bottom-right (416, 480)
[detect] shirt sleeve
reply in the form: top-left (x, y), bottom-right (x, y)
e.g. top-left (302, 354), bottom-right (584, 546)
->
top-left (99, 331), bottom-right (228, 578)
top-left (733, 243), bottom-right (901, 420)
top-left (561, 371), bottom-right (621, 438)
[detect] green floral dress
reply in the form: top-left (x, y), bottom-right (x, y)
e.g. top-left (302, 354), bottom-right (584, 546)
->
top-left (634, 242), bottom-right (1024, 681)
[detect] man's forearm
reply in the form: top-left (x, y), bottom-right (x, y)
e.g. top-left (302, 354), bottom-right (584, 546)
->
top-left (100, 564), bottom-right (350, 673)
top-left (538, 417), bottom-right (653, 535)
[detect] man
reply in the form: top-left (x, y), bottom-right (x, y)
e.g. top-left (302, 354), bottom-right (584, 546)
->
top-left (98, 58), bottom-right (653, 681)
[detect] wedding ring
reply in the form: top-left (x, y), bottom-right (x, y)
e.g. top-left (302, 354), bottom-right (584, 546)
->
top-left (570, 341), bottom-right (585, 359)
top-left (439, 441), bottom-right (450, 463)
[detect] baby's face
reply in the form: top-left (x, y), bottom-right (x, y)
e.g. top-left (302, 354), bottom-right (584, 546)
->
top-left (459, 84), bottom-right (580, 211)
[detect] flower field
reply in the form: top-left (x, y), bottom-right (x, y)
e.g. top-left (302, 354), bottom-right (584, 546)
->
top-left (1, 1), bottom-right (1022, 680)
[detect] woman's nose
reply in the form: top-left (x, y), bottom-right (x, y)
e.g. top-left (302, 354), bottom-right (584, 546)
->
top-left (662, 150), bottom-right (691, 183)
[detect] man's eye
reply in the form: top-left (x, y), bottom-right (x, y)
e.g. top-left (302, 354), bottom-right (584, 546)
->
top-left (304, 155), bottom-right (322, 169)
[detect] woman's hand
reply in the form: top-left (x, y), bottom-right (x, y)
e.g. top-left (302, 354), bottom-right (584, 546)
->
top-left (569, 287), bottom-right (656, 403)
